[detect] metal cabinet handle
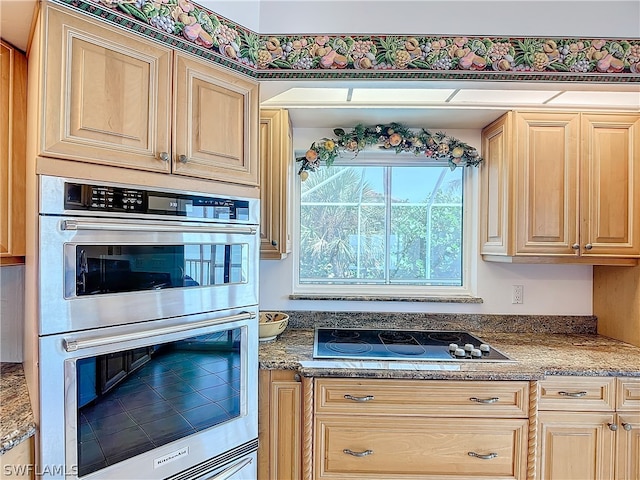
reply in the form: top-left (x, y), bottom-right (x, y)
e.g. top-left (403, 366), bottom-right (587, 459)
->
top-left (343, 449), bottom-right (373, 457)
top-left (271, 240), bottom-right (278, 246)
top-left (179, 154), bottom-right (188, 163)
top-left (558, 391), bottom-right (587, 397)
top-left (608, 423), bottom-right (618, 431)
top-left (469, 397), bottom-right (499, 404)
top-left (344, 394), bottom-right (374, 402)
top-left (571, 243), bottom-right (580, 250)
top-left (468, 452), bottom-right (498, 460)
top-left (159, 151), bottom-right (169, 162)
top-left (621, 423), bottom-right (633, 431)
top-left (584, 243), bottom-right (593, 250)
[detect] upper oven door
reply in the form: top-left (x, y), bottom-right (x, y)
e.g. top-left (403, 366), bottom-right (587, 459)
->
top-left (39, 216), bottom-right (259, 335)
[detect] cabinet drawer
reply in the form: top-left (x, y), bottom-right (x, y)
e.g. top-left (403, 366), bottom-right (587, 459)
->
top-left (538, 376), bottom-right (616, 411)
top-left (617, 377), bottom-right (640, 411)
top-left (315, 379), bottom-right (530, 418)
top-left (314, 416), bottom-right (528, 480)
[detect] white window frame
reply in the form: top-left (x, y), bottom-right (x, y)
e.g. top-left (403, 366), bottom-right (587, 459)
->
top-left (291, 151), bottom-right (479, 299)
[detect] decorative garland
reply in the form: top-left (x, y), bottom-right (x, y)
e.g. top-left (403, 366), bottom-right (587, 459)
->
top-left (92, 0), bottom-right (640, 78)
top-left (295, 123), bottom-right (482, 179)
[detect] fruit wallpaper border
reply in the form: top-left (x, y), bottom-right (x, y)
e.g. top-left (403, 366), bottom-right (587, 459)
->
top-left (60, 0), bottom-right (640, 82)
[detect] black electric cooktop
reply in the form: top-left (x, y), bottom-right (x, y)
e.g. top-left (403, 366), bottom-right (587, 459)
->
top-left (313, 328), bottom-right (514, 362)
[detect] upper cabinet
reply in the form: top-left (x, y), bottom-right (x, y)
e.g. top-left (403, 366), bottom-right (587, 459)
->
top-left (1, 40), bottom-right (27, 265)
top-left (34, 4), bottom-right (259, 187)
top-left (259, 109), bottom-right (293, 259)
top-left (481, 111), bottom-right (640, 265)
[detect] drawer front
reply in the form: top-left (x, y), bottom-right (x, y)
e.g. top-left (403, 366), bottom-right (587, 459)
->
top-left (314, 416), bottom-right (528, 480)
top-left (538, 376), bottom-right (616, 411)
top-left (617, 377), bottom-right (640, 411)
top-left (315, 379), bottom-right (530, 418)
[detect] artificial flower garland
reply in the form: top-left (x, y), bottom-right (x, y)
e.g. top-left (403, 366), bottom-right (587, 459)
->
top-left (296, 123), bottom-right (483, 179)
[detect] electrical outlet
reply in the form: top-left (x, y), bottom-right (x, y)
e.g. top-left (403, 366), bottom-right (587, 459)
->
top-left (512, 285), bottom-right (524, 304)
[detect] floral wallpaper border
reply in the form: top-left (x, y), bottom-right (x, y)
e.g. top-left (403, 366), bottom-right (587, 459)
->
top-left (60, 0), bottom-right (640, 82)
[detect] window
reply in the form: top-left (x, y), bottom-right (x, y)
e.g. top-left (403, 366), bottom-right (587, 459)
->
top-left (294, 154), bottom-right (474, 298)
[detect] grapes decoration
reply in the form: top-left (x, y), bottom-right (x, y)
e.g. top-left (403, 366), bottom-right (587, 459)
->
top-left (296, 123), bottom-right (483, 179)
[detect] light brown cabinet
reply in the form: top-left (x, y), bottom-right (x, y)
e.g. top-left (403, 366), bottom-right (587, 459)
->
top-left (34, 3), bottom-right (258, 186)
top-left (1, 40), bottom-right (27, 265)
top-left (258, 369), bottom-right (303, 480)
top-left (537, 376), bottom-right (640, 480)
top-left (0, 437), bottom-right (34, 480)
top-left (259, 109), bottom-right (293, 259)
top-left (313, 378), bottom-right (530, 479)
top-left (481, 111), bottom-right (640, 265)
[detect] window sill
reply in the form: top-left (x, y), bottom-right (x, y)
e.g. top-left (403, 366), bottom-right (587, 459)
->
top-left (288, 294), bottom-right (483, 303)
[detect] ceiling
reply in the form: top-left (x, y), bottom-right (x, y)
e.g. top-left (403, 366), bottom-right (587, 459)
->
top-left (1, 0), bottom-right (639, 129)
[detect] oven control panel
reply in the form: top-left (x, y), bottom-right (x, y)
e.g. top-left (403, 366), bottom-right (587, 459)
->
top-left (63, 182), bottom-right (250, 221)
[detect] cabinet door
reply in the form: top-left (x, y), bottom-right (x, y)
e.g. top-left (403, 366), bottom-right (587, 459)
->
top-left (537, 411), bottom-right (616, 480)
top-left (616, 413), bottom-right (640, 480)
top-left (260, 109), bottom-right (292, 259)
top-left (514, 112), bottom-right (580, 256)
top-left (258, 370), bottom-right (302, 480)
top-left (173, 53), bottom-right (259, 186)
top-left (0, 41), bottom-right (26, 264)
top-left (41, 5), bottom-right (172, 172)
top-left (581, 114), bottom-right (640, 257)
top-left (481, 113), bottom-right (513, 256)
top-left (315, 416), bottom-right (528, 479)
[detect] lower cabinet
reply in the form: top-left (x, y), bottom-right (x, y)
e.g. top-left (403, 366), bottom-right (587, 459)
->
top-left (258, 369), bottom-right (303, 480)
top-left (313, 378), bottom-right (531, 480)
top-left (537, 376), bottom-right (640, 480)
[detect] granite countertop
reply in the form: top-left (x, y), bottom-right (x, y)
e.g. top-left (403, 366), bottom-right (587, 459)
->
top-left (1, 363), bottom-right (36, 455)
top-left (259, 329), bottom-right (640, 380)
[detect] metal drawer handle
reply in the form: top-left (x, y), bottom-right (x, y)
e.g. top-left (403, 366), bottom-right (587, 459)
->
top-left (343, 449), bottom-right (373, 457)
top-left (179, 154), bottom-right (188, 164)
top-left (159, 151), bottom-right (169, 162)
top-left (469, 397), bottom-right (499, 404)
top-left (608, 423), bottom-right (618, 431)
top-left (622, 423), bottom-right (633, 431)
top-left (558, 391), bottom-right (587, 397)
top-left (344, 394), bottom-right (375, 402)
top-left (204, 456), bottom-right (253, 480)
top-left (468, 452), bottom-right (498, 460)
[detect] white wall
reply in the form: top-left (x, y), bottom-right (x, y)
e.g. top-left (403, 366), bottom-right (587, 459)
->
top-left (258, 126), bottom-right (593, 315)
top-left (201, 1), bottom-right (640, 38)
top-left (253, 1), bottom-right (640, 37)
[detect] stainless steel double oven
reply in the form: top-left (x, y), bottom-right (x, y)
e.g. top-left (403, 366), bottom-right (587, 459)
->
top-left (36, 175), bottom-right (260, 479)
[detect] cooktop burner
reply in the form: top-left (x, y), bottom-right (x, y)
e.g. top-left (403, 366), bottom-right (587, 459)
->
top-left (313, 328), bottom-right (514, 362)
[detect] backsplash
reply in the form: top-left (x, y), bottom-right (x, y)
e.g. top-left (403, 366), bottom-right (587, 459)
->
top-left (282, 311), bottom-right (597, 335)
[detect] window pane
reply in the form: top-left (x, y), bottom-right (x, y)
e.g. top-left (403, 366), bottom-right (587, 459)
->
top-left (299, 167), bottom-right (386, 283)
top-left (298, 163), bottom-right (463, 287)
top-left (390, 167), bottom-right (462, 286)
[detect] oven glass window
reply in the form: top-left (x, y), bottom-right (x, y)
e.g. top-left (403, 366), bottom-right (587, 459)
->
top-left (73, 244), bottom-right (248, 296)
top-left (75, 328), bottom-right (243, 477)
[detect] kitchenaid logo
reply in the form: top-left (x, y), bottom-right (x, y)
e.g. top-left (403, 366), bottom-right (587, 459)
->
top-left (154, 447), bottom-right (189, 468)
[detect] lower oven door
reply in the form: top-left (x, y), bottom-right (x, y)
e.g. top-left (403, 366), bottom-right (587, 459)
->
top-left (38, 307), bottom-right (258, 480)
top-left (38, 215), bottom-right (259, 335)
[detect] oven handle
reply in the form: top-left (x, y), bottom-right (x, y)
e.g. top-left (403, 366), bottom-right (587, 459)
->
top-left (61, 220), bottom-right (257, 235)
top-left (63, 311), bottom-right (256, 352)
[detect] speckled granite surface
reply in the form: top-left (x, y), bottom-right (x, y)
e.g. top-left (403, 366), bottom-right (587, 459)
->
top-left (259, 312), bottom-right (629, 380)
top-left (281, 311), bottom-right (598, 334)
top-left (1, 363), bottom-right (36, 455)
